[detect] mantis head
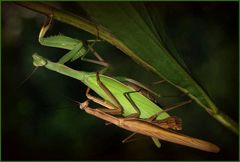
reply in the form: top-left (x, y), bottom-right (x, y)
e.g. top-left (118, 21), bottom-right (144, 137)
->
top-left (32, 53), bottom-right (47, 67)
top-left (79, 100), bottom-right (90, 110)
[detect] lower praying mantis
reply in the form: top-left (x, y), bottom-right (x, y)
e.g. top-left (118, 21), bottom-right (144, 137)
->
top-left (79, 92), bottom-right (220, 153)
top-left (32, 54), bottom-right (220, 153)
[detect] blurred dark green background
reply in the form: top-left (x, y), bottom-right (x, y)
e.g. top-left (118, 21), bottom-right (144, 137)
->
top-left (2, 2), bottom-right (238, 160)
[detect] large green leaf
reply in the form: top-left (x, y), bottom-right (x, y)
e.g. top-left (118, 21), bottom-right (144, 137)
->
top-left (17, 2), bottom-right (237, 134)
top-left (78, 2), bottom-right (237, 134)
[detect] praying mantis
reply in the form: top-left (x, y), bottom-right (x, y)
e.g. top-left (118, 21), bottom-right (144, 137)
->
top-left (32, 17), bottom-right (220, 153)
top-left (38, 17), bottom-right (186, 128)
top-left (38, 17), bottom-right (184, 128)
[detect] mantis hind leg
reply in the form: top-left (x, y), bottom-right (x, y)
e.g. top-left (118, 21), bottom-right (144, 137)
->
top-left (122, 132), bottom-right (138, 143)
top-left (147, 100), bottom-right (192, 122)
top-left (142, 100), bottom-right (191, 130)
top-left (123, 90), bottom-right (142, 118)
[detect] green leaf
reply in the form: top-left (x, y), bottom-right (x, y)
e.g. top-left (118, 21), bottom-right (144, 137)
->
top-left (79, 2), bottom-right (238, 134)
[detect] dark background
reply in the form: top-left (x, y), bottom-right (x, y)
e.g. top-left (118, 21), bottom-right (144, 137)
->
top-left (2, 2), bottom-right (238, 160)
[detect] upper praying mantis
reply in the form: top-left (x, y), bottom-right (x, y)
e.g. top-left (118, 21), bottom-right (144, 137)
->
top-left (32, 17), bottom-right (220, 153)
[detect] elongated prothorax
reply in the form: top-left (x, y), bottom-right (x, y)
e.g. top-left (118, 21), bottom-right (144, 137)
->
top-left (32, 53), bottom-right (88, 81)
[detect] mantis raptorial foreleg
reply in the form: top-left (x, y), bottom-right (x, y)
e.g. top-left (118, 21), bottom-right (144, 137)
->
top-left (39, 16), bottom-right (109, 73)
top-left (85, 87), bottom-right (122, 115)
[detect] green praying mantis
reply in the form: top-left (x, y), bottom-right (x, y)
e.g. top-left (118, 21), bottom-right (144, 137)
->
top-left (31, 17), bottom-right (220, 153)
top-left (38, 17), bottom-right (182, 124)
